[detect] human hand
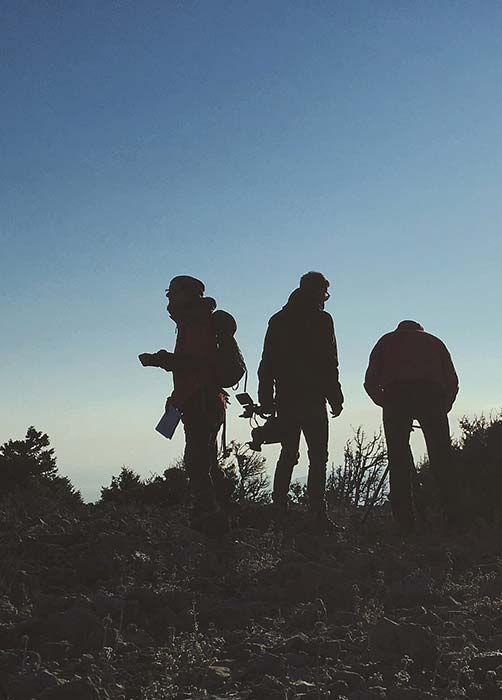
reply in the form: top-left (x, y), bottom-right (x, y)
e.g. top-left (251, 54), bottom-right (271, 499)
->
top-left (139, 353), bottom-right (156, 367)
top-left (329, 402), bottom-right (343, 418)
top-left (259, 400), bottom-right (275, 417)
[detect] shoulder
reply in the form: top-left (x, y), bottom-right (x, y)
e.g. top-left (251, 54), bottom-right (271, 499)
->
top-left (422, 331), bottom-right (449, 351)
top-left (375, 331), bottom-right (394, 345)
top-left (267, 310), bottom-right (285, 327)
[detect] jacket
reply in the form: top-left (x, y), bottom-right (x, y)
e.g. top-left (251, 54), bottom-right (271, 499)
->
top-left (258, 289), bottom-right (343, 409)
top-left (364, 326), bottom-right (459, 408)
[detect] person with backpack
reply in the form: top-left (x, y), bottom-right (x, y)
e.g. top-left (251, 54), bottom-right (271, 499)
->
top-left (139, 275), bottom-right (245, 534)
top-left (258, 271), bottom-right (344, 532)
top-left (364, 320), bottom-right (459, 534)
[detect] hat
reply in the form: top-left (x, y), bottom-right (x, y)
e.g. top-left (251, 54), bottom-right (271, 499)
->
top-left (167, 275), bottom-right (205, 298)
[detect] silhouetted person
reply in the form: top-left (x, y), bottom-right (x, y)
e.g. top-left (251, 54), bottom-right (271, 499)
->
top-left (139, 275), bottom-right (231, 535)
top-left (364, 320), bottom-right (459, 533)
top-left (258, 271), bottom-right (344, 531)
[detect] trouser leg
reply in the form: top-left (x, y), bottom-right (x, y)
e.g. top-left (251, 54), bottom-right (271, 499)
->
top-left (383, 404), bottom-right (415, 531)
top-left (182, 402), bottom-right (223, 513)
top-left (418, 407), bottom-right (455, 517)
top-left (274, 408), bottom-right (301, 507)
top-left (303, 402), bottom-right (329, 513)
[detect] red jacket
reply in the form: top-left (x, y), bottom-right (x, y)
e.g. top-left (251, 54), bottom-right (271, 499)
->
top-left (364, 326), bottom-right (459, 408)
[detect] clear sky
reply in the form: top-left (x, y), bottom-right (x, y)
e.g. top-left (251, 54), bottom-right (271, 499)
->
top-left (2, 1), bottom-right (501, 501)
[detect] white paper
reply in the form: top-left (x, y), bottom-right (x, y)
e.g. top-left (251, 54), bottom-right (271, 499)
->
top-left (155, 405), bottom-right (182, 439)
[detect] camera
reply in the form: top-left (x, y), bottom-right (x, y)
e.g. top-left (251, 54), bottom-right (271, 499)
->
top-left (249, 417), bottom-right (282, 452)
top-left (235, 393), bottom-right (282, 451)
top-left (235, 392), bottom-right (261, 419)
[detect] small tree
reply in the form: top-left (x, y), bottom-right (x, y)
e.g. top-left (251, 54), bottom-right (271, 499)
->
top-left (100, 467), bottom-right (144, 504)
top-left (0, 427), bottom-right (82, 505)
top-left (221, 441), bottom-right (271, 505)
top-left (326, 427), bottom-right (388, 508)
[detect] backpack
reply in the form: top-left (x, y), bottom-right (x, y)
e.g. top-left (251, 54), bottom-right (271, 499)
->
top-left (212, 310), bottom-right (247, 388)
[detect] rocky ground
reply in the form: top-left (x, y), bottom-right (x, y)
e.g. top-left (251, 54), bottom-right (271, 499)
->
top-left (2, 494), bottom-right (502, 699)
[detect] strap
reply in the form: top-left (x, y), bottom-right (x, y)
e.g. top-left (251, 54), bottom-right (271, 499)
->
top-left (221, 406), bottom-right (228, 457)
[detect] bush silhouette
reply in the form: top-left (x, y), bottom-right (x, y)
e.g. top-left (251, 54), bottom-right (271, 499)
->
top-left (100, 465), bottom-right (190, 506)
top-left (0, 426), bottom-right (82, 506)
top-left (418, 412), bottom-right (502, 524)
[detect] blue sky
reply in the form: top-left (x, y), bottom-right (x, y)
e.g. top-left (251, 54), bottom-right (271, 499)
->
top-left (1, 1), bottom-right (501, 500)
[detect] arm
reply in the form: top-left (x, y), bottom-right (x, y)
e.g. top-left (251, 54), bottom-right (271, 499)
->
top-left (364, 341), bottom-right (385, 406)
top-left (138, 350), bottom-right (202, 372)
top-left (441, 345), bottom-right (459, 410)
top-left (258, 321), bottom-right (276, 413)
top-left (324, 315), bottom-right (344, 415)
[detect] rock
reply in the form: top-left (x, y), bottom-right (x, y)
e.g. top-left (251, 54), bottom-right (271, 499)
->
top-left (207, 598), bottom-right (259, 629)
top-left (473, 615), bottom-right (493, 637)
top-left (93, 592), bottom-right (125, 618)
top-left (0, 623), bottom-right (18, 648)
top-left (329, 679), bottom-right (349, 695)
top-left (5, 669), bottom-right (60, 700)
top-left (244, 653), bottom-right (286, 679)
top-left (369, 618), bottom-right (437, 669)
top-left (39, 676), bottom-right (105, 699)
top-left (343, 551), bottom-right (378, 578)
top-left (285, 651), bottom-right (310, 667)
top-left (277, 633), bottom-right (312, 653)
top-left (388, 688), bottom-right (432, 699)
top-left (290, 598), bottom-right (327, 629)
top-left (331, 670), bottom-right (365, 689)
top-left (442, 636), bottom-right (465, 652)
top-left (124, 624), bottom-right (154, 649)
top-left (46, 607), bottom-right (107, 654)
top-left (200, 665), bottom-right (231, 689)
top-left (367, 687), bottom-right (388, 699)
top-left (319, 639), bottom-right (341, 658)
top-left (397, 622), bottom-right (438, 669)
top-left (368, 618), bottom-right (400, 664)
top-left (330, 611), bottom-right (360, 626)
top-left (0, 598), bottom-right (18, 623)
top-left (251, 674), bottom-right (286, 698)
top-left (486, 635), bottom-right (502, 651)
top-left (40, 640), bottom-right (72, 661)
top-left (391, 573), bottom-right (436, 606)
top-left (470, 651), bottom-right (502, 672)
top-left (347, 690), bottom-right (387, 700)
top-left (0, 651), bottom-right (21, 674)
top-left (291, 679), bottom-right (317, 694)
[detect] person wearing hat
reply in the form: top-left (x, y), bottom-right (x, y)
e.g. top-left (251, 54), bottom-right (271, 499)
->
top-left (139, 275), bottom-right (231, 534)
top-left (364, 320), bottom-right (459, 533)
top-left (258, 271), bottom-right (344, 531)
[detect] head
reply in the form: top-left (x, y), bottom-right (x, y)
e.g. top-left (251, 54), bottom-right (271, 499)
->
top-left (165, 275), bottom-right (205, 312)
top-left (396, 320), bottom-right (424, 331)
top-left (299, 271), bottom-right (331, 307)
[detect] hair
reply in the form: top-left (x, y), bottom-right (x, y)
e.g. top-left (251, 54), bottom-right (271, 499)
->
top-left (396, 320), bottom-right (424, 331)
top-left (299, 271), bottom-right (330, 291)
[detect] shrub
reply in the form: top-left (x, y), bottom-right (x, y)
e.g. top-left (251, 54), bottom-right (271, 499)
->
top-left (221, 441), bottom-right (271, 505)
top-left (100, 467), bottom-right (145, 504)
top-left (419, 412), bottom-right (502, 524)
top-left (0, 426), bottom-right (82, 506)
top-left (100, 464), bottom-right (190, 506)
top-left (326, 427), bottom-right (388, 508)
